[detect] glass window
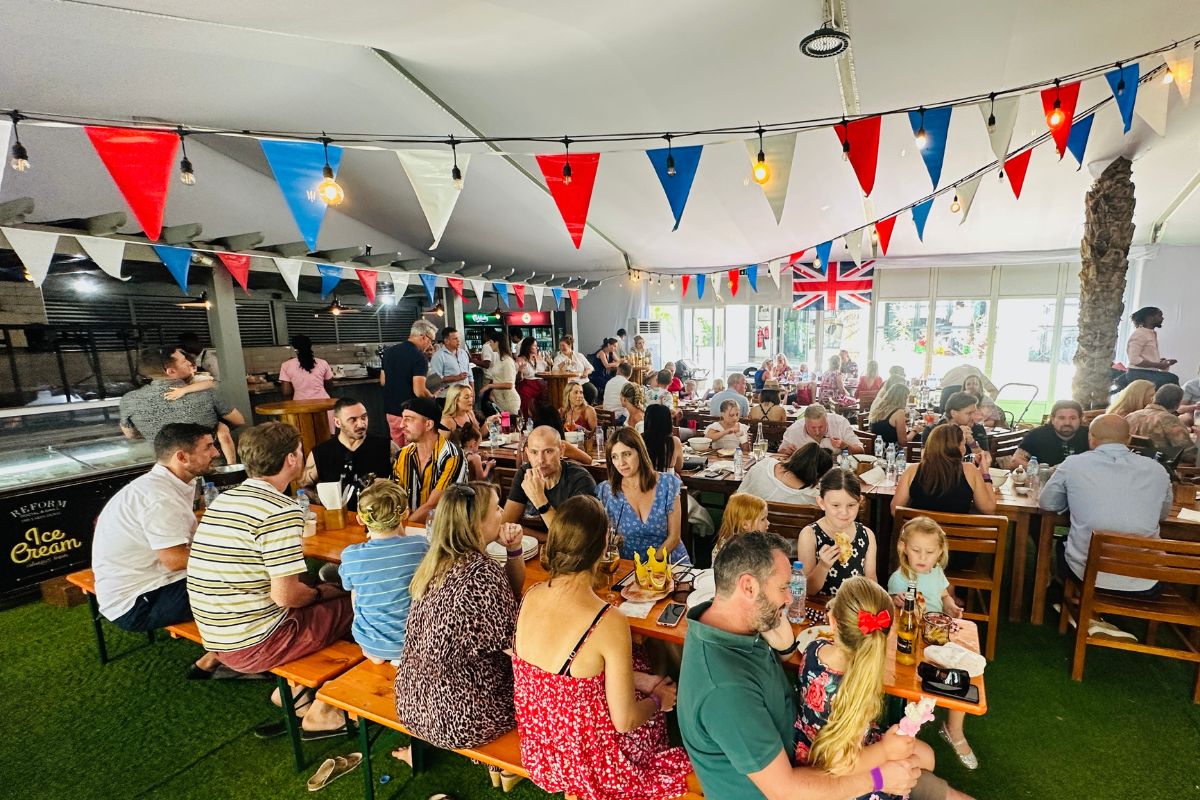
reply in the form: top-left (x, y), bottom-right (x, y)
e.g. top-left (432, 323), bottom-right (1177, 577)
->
top-left (650, 304), bottom-right (681, 364)
top-left (1053, 298), bottom-right (1080, 401)
top-left (821, 309), bottom-right (870, 376)
top-left (779, 309), bottom-right (818, 373)
top-left (874, 301), bottom-right (930, 379)
top-left (724, 305), bottom-right (752, 377)
top-left (686, 308), bottom-right (717, 379)
top-left (930, 300), bottom-right (989, 378)
top-left (754, 305), bottom-right (774, 362)
top-left (991, 298), bottom-right (1057, 424)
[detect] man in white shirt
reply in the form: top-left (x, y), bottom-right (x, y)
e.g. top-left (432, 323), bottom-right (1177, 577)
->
top-left (615, 328), bottom-right (629, 360)
top-left (708, 373), bottom-right (751, 417)
top-left (604, 362), bottom-right (632, 418)
top-left (1124, 306), bottom-right (1179, 389)
top-left (428, 327), bottom-right (471, 398)
top-left (779, 404), bottom-right (864, 456)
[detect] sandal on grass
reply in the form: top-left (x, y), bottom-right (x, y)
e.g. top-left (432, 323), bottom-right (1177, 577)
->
top-left (938, 722), bottom-right (979, 770)
top-left (306, 753), bottom-right (363, 792)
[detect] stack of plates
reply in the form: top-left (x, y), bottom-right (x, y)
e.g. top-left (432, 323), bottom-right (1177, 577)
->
top-left (486, 535), bottom-right (539, 563)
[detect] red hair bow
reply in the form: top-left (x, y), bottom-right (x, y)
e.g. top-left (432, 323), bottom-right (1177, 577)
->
top-left (857, 608), bottom-right (892, 635)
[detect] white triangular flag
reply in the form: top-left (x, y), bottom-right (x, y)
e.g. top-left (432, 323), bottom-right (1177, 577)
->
top-left (1136, 75), bottom-right (1171, 136)
top-left (847, 230), bottom-right (864, 267)
top-left (745, 132), bottom-right (797, 225)
top-left (531, 285), bottom-right (545, 310)
top-left (390, 271), bottom-right (414, 295)
top-left (769, 259), bottom-right (784, 289)
top-left (274, 257), bottom-right (303, 299)
top-left (979, 95), bottom-right (1020, 164)
top-left (1164, 41), bottom-right (1195, 104)
top-left (395, 150), bottom-right (471, 249)
top-left (3, 228), bottom-right (58, 288)
top-left (0, 120), bottom-right (10, 199)
top-left (469, 278), bottom-right (487, 301)
top-left (955, 176), bottom-right (983, 225)
top-left (711, 271), bottom-right (723, 299)
top-left (76, 235), bottom-right (128, 281)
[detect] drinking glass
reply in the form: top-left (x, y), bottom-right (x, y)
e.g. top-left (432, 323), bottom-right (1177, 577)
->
top-left (599, 542), bottom-right (622, 603)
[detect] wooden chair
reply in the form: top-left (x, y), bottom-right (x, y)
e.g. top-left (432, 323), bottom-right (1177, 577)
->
top-left (854, 429), bottom-right (878, 452)
top-left (595, 407), bottom-right (616, 427)
top-left (493, 465), bottom-right (519, 499)
top-left (1059, 532), bottom-right (1200, 702)
top-left (766, 501), bottom-right (824, 558)
top-left (747, 419), bottom-right (791, 453)
top-left (893, 507), bottom-right (1009, 660)
top-left (904, 441), bottom-right (924, 463)
top-left (988, 429), bottom-right (1025, 462)
top-left (1082, 408), bottom-right (1105, 424)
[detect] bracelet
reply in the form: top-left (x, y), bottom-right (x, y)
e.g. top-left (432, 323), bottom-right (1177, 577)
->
top-left (772, 639), bottom-right (800, 656)
top-left (506, 548), bottom-right (524, 557)
top-left (870, 767), bottom-right (883, 793)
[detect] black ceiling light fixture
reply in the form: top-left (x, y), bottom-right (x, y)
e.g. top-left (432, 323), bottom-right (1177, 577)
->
top-left (799, 5), bottom-right (850, 59)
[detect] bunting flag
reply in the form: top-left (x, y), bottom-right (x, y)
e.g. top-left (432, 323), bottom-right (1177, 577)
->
top-left (787, 249), bottom-right (806, 267)
top-left (792, 260), bottom-right (874, 311)
top-left (260, 139), bottom-right (344, 250)
top-left (727, 269), bottom-right (740, 297)
top-left (446, 276), bottom-right (465, 301)
top-left (846, 230), bottom-right (865, 267)
top-left (0, 120), bottom-right (10, 197)
top-left (493, 281), bottom-right (510, 307)
top-left (874, 216), bottom-right (897, 256)
top-left (696, 274), bottom-right (707, 300)
top-left (469, 278), bottom-right (487, 302)
top-left (419, 272), bottom-right (438, 305)
top-left (1105, 63), bottom-right (1140, 133)
top-left (355, 268), bottom-right (378, 304)
top-left (1135, 76), bottom-right (1170, 137)
top-left (76, 235), bottom-right (128, 281)
top-left (390, 271), bottom-right (413, 296)
top-left (1164, 41), bottom-right (1195, 104)
top-left (531, 284), bottom-right (545, 310)
top-left (681, 274), bottom-right (692, 297)
top-left (217, 252), bottom-right (251, 292)
top-left (979, 95), bottom-right (1021, 165)
top-left (746, 266), bottom-right (758, 293)
top-left (84, 127), bottom-right (178, 241)
top-left (712, 271), bottom-right (723, 300)
top-left (395, 149), bottom-right (470, 249)
top-left (152, 245), bottom-right (192, 292)
top-left (275, 257), bottom-right (303, 299)
top-left (568, 288), bottom-right (578, 310)
top-left (1040, 81), bottom-right (1081, 158)
top-left (768, 260), bottom-right (783, 289)
top-left (833, 116), bottom-right (882, 196)
top-left (4, 228), bottom-right (58, 288)
top-left (1066, 115), bottom-right (1095, 169)
top-left (908, 106), bottom-right (953, 188)
top-left (955, 175), bottom-right (983, 225)
top-left (551, 287), bottom-right (564, 308)
top-left (535, 153), bottom-right (600, 248)
top-left (745, 133), bottom-right (797, 224)
top-left (912, 198), bottom-right (934, 241)
top-left (1004, 149), bottom-right (1034, 199)
top-left (513, 283), bottom-right (526, 308)
top-left (318, 264), bottom-right (343, 300)
top-left (814, 240), bottom-right (833, 269)
top-left (646, 144), bottom-right (703, 230)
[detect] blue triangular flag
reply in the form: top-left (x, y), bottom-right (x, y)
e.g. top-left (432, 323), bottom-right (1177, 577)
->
top-left (814, 240), bottom-right (833, 268)
top-left (493, 281), bottom-right (509, 307)
top-left (260, 139), bottom-right (344, 251)
top-left (318, 264), bottom-right (342, 299)
top-left (1105, 64), bottom-right (1139, 134)
top-left (418, 273), bottom-right (438, 305)
top-left (645, 144), bottom-right (704, 231)
top-left (912, 198), bottom-right (934, 241)
top-left (696, 274), bottom-right (707, 300)
top-left (746, 265), bottom-right (758, 293)
top-left (908, 106), bottom-right (953, 188)
top-left (152, 245), bottom-right (191, 293)
top-left (1067, 114), bottom-right (1095, 169)
top-left (551, 287), bottom-right (563, 308)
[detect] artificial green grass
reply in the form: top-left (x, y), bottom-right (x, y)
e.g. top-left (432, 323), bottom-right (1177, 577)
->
top-left (2, 597), bottom-right (1197, 799)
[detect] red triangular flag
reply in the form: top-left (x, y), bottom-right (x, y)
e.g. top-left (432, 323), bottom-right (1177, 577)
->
top-left (787, 249), bottom-right (807, 267)
top-left (446, 276), bottom-right (465, 301)
top-left (681, 275), bottom-right (691, 297)
top-left (513, 283), bottom-right (526, 308)
top-left (354, 269), bottom-right (378, 304)
top-left (833, 116), bottom-right (882, 196)
top-left (535, 153), bottom-right (600, 248)
top-left (1040, 81), bottom-right (1081, 159)
top-left (728, 269), bottom-right (740, 297)
top-left (85, 127), bottom-right (178, 241)
top-left (568, 288), bottom-right (579, 310)
top-left (1004, 149), bottom-right (1034, 200)
top-left (216, 253), bottom-right (251, 293)
top-left (874, 216), bottom-right (897, 256)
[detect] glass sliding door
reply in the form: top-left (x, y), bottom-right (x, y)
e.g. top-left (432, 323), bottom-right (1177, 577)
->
top-left (930, 299), bottom-right (989, 378)
top-left (821, 309), bottom-right (869, 374)
top-left (874, 301), bottom-right (930, 379)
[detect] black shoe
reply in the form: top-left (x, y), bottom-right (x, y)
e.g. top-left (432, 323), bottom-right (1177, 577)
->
top-left (186, 665), bottom-right (214, 680)
top-left (253, 720), bottom-right (288, 739)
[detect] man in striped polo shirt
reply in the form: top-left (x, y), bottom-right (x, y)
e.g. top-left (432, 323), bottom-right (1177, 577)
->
top-left (391, 397), bottom-right (467, 524)
top-left (187, 422), bottom-right (351, 738)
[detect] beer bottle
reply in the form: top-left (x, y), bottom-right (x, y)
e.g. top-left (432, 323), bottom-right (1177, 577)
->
top-left (896, 580), bottom-right (918, 666)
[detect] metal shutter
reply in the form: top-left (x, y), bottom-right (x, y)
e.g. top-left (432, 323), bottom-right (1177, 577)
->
top-left (235, 300), bottom-right (276, 346)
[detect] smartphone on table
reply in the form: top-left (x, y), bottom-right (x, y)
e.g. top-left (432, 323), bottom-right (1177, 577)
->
top-left (656, 602), bottom-right (686, 627)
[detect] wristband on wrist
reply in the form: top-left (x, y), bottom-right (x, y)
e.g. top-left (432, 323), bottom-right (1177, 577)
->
top-left (870, 767), bottom-right (883, 793)
top-left (535, 500), bottom-right (552, 515)
top-left (772, 639), bottom-right (800, 656)
top-left (506, 547), bottom-right (524, 557)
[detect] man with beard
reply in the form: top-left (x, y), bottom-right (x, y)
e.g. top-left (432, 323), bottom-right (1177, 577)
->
top-left (1124, 306), bottom-right (1179, 390)
top-left (678, 532), bottom-right (921, 800)
top-left (1011, 400), bottom-right (1091, 468)
top-left (302, 398), bottom-right (397, 511)
top-left (502, 426), bottom-right (596, 528)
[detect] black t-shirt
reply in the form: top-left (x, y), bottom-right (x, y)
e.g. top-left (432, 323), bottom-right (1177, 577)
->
top-left (1017, 424), bottom-right (1090, 467)
top-left (920, 417), bottom-right (989, 452)
top-left (310, 435), bottom-right (394, 511)
top-left (382, 341), bottom-right (429, 415)
top-left (507, 460), bottom-right (597, 515)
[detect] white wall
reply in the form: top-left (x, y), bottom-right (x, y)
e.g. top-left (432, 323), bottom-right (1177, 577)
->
top-left (1132, 245), bottom-right (1200, 377)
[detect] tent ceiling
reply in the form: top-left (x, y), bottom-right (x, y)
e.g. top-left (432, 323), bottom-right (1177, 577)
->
top-left (2, 0), bottom-right (1200, 277)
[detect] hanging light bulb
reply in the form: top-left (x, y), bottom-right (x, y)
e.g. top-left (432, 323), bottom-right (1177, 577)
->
top-left (1115, 63), bottom-right (1126, 96)
top-left (986, 93), bottom-right (997, 133)
top-left (561, 137), bottom-right (573, 185)
top-left (840, 118), bottom-right (850, 161)
top-left (752, 126), bottom-right (770, 184)
top-left (449, 135), bottom-right (463, 190)
top-left (669, 277), bottom-right (676, 290)
top-left (177, 127), bottom-right (195, 186)
top-left (871, 227), bottom-right (879, 243)
top-left (315, 135), bottom-right (344, 205)
top-left (1046, 79), bottom-right (1066, 129)
top-left (9, 111), bottom-right (29, 173)
top-left (1163, 67), bottom-right (1175, 85)
top-left (914, 107), bottom-right (928, 150)
top-left (950, 193), bottom-right (962, 214)
top-left (664, 133), bottom-right (677, 177)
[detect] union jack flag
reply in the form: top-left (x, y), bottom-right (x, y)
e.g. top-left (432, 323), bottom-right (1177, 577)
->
top-left (791, 260), bottom-right (874, 311)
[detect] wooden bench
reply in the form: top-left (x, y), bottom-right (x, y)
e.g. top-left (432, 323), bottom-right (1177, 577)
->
top-left (317, 660), bottom-right (704, 800)
top-left (67, 568), bottom-right (156, 664)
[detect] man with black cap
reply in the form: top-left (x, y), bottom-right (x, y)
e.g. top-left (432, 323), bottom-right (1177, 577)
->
top-left (391, 397), bottom-right (468, 523)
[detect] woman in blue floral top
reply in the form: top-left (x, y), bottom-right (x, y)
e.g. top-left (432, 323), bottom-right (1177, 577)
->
top-left (596, 427), bottom-right (689, 564)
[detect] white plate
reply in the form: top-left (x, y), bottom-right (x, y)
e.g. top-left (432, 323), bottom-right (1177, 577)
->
top-left (691, 570), bottom-right (715, 596)
top-left (486, 535), bottom-right (539, 562)
top-left (686, 586), bottom-right (715, 609)
top-left (794, 624), bottom-right (835, 651)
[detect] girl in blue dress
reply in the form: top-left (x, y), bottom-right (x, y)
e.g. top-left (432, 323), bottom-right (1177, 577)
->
top-left (596, 427), bottom-right (690, 565)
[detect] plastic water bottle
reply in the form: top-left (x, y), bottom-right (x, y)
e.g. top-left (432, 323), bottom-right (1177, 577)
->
top-left (296, 488), bottom-right (311, 517)
top-left (595, 425), bottom-right (604, 457)
top-left (1027, 456), bottom-right (1040, 499)
top-left (489, 419), bottom-right (502, 446)
top-left (894, 449), bottom-right (906, 476)
top-left (885, 442), bottom-right (896, 464)
top-left (202, 482), bottom-right (220, 509)
top-left (733, 447), bottom-right (744, 479)
top-left (874, 436), bottom-right (885, 460)
top-left (840, 449), bottom-right (851, 472)
top-left (787, 561), bottom-right (807, 623)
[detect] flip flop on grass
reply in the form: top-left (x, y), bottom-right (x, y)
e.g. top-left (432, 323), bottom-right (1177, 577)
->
top-left (306, 753), bottom-right (363, 792)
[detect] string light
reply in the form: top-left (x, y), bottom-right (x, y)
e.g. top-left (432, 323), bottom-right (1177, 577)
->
top-left (449, 135), bottom-right (463, 190)
top-left (669, 277), bottom-right (676, 290)
top-left (840, 118), bottom-right (850, 161)
top-left (950, 193), bottom-right (962, 214)
top-left (752, 126), bottom-right (770, 184)
top-left (914, 107), bottom-right (928, 150)
top-left (177, 127), bottom-right (195, 186)
top-left (1163, 66), bottom-right (1175, 85)
top-left (315, 135), bottom-right (344, 205)
top-left (871, 227), bottom-right (879, 243)
top-left (664, 133), bottom-right (676, 177)
top-left (1046, 79), bottom-right (1066, 129)
top-left (986, 93), bottom-right (997, 133)
top-left (9, 111), bottom-right (29, 172)
top-left (1115, 62), bottom-right (1126, 96)
top-left (561, 137), bottom-right (572, 185)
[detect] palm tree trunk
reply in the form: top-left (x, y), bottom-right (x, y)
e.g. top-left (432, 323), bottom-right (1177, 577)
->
top-left (1073, 157), bottom-right (1135, 409)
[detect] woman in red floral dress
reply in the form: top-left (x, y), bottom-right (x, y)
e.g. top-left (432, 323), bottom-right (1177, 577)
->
top-left (513, 495), bottom-right (691, 800)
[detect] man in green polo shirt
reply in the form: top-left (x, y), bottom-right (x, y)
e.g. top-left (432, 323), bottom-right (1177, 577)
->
top-left (678, 532), bottom-right (921, 799)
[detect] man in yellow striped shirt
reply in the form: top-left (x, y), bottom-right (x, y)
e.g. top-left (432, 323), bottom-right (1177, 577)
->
top-left (391, 397), bottom-right (467, 523)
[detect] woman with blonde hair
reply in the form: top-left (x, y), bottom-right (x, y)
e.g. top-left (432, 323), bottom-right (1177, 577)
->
top-left (855, 360), bottom-right (884, 408)
top-left (561, 381), bottom-right (598, 432)
top-left (620, 382), bottom-right (647, 433)
top-left (868, 383), bottom-right (915, 446)
top-left (441, 384), bottom-right (499, 434)
top-left (1107, 378), bottom-right (1156, 417)
top-left (713, 494), bottom-right (768, 556)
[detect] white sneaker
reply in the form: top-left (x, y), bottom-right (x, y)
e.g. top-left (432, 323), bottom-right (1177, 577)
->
top-left (1087, 619), bottom-right (1137, 641)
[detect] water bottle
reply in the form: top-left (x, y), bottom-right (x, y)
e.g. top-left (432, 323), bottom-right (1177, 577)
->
top-left (202, 481), bottom-right (220, 509)
top-left (1027, 456), bottom-right (1040, 498)
top-left (787, 561), bottom-right (807, 623)
top-left (874, 436), bottom-right (885, 460)
top-left (840, 449), bottom-right (851, 472)
top-left (733, 447), bottom-right (744, 479)
top-left (885, 442), bottom-right (896, 464)
top-left (489, 419), bottom-right (502, 446)
top-left (296, 488), bottom-right (311, 518)
top-left (595, 425), bottom-right (605, 457)
top-left (894, 449), bottom-right (906, 476)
